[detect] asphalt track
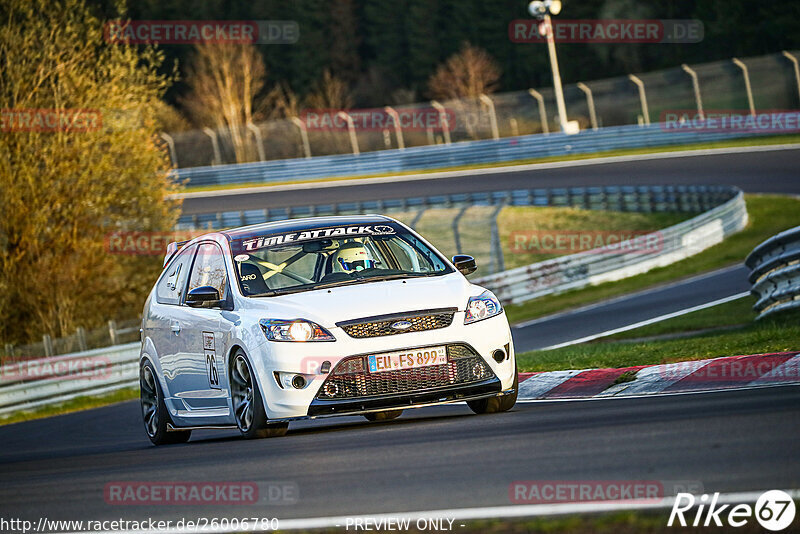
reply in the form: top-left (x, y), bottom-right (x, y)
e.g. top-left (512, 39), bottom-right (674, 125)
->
top-left (180, 146), bottom-right (800, 214)
top-left (0, 386), bottom-right (798, 526)
top-left (511, 264), bottom-right (751, 352)
top-left (1, 146), bottom-right (798, 529)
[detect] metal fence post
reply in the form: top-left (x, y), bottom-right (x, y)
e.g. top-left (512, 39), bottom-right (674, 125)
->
top-left (336, 111), bottom-right (360, 155)
top-left (479, 94), bottom-right (500, 140)
top-left (627, 74), bottom-right (650, 125)
top-left (202, 127), bottom-right (222, 165)
top-left (576, 83), bottom-right (598, 130)
top-left (452, 206), bottom-right (469, 254)
top-left (430, 101), bottom-right (451, 145)
top-left (290, 117), bottom-right (312, 158)
top-left (108, 320), bottom-right (119, 346)
top-left (782, 51), bottom-right (800, 105)
top-left (159, 132), bottom-right (178, 168)
top-left (527, 89), bottom-right (549, 135)
top-left (509, 118), bottom-right (519, 137)
top-left (77, 327), bottom-right (87, 352)
top-left (681, 64), bottom-right (704, 119)
top-left (384, 106), bottom-right (405, 150)
top-left (3, 343), bottom-right (13, 364)
top-left (410, 209), bottom-right (426, 230)
top-left (247, 122), bottom-right (267, 161)
top-left (43, 334), bottom-right (53, 358)
top-left (732, 58), bottom-right (756, 117)
top-left (489, 203), bottom-right (505, 274)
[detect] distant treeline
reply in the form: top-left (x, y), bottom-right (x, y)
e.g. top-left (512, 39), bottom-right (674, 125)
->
top-left (87, 0), bottom-right (800, 106)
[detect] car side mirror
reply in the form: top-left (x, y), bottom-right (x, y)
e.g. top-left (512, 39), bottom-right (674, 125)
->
top-left (452, 254), bottom-right (477, 276)
top-left (186, 286), bottom-right (224, 308)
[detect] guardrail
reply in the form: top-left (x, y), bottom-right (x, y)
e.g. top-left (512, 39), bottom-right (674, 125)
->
top-left (0, 343), bottom-right (140, 417)
top-left (173, 123), bottom-right (764, 188)
top-left (473, 186), bottom-right (747, 305)
top-left (746, 225), bottom-right (800, 320)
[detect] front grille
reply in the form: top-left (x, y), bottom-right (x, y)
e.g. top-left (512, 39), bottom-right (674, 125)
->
top-left (338, 308), bottom-right (456, 339)
top-left (315, 344), bottom-right (494, 400)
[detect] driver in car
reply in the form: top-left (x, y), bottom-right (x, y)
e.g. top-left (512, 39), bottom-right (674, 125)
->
top-left (332, 242), bottom-right (378, 272)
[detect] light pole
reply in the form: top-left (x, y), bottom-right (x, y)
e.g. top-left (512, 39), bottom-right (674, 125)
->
top-left (528, 0), bottom-right (579, 134)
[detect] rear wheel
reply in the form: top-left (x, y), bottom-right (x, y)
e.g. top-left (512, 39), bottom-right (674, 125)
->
top-left (364, 409), bottom-right (403, 422)
top-left (467, 363), bottom-right (518, 414)
top-left (230, 350), bottom-right (288, 439)
top-left (140, 360), bottom-right (191, 445)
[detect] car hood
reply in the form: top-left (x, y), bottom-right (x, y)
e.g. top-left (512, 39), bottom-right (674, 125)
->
top-left (242, 273), bottom-right (476, 327)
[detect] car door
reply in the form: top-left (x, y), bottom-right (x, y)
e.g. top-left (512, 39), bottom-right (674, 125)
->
top-left (177, 242), bottom-right (232, 411)
top-left (150, 244), bottom-right (197, 404)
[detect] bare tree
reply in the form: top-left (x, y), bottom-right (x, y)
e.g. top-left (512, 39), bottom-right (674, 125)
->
top-left (305, 69), bottom-right (353, 110)
top-left (181, 43), bottom-right (266, 163)
top-left (427, 43), bottom-right (501, 100)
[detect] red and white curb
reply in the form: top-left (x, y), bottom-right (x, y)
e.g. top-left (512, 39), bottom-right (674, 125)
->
top-left (518, 352), bottom-right (800, 400)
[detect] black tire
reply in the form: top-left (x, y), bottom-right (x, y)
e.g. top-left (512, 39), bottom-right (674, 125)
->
top-left (140, 360), bottom-right (191, 445)
top-left (230, 350), bottom-right (289, 439)
top-left (467, 362), bottom-right (518, 414)
top-left (364, 409), bottom-right (403, 422)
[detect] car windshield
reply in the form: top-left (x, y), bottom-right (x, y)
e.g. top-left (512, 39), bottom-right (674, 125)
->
top-left (229, 222), bottom-right (453, 297)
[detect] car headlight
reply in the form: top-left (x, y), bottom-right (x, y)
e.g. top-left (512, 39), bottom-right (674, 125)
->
top-left (464, 291), bottom-right (503, 324)
top-left (259, 319), bottom-right (336, 342)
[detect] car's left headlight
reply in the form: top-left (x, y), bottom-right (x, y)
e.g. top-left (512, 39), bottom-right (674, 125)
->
top-left (464, 290), bottom-right (503, 324)
top-left (259, 319), bottom-right (336, 342)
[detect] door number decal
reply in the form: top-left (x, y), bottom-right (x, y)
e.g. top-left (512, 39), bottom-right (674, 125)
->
top-left (202, 331), bottom-right (221, 389)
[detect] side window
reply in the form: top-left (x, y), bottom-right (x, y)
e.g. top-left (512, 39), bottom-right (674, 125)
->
top-left (188, 243), bottom-right (228, 300)
top-left (156, 245), bottom-right (195, 305)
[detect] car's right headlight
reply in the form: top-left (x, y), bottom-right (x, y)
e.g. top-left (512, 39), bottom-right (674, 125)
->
top-left (464, 290), bottom-right (503, 324)
top-left (259, 319), bottom-right (336, 342)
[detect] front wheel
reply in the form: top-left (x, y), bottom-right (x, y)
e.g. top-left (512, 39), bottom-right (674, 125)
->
top-left (230, 350), bottom-right (288, 439)
top-left (467, 363), bottom-right (518, 414)
top-left (140, 360), bottom-right (191, 445)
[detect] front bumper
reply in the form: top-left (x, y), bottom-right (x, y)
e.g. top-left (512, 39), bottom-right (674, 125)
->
top-left (307, 377), bottom-right (503, 417)
top-left (250, 311), bottom-right (515, 420)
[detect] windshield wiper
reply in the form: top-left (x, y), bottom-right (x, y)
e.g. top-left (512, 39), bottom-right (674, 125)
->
top-left (251, 277), bottom-right (372, 297)
top-left (250, 271), bottom-right (443, 297)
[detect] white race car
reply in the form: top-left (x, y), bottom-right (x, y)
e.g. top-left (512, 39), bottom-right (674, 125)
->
top-left (140, 215), bottom-right (517, 445)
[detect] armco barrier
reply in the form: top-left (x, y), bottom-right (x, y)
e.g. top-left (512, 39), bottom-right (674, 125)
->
top-left (177, 184), bottom-right (739, 231)
top-left (173, 123), bottom-right (763, 188)
top-left (473, 186), bottom-right (747, 304)
top-left (746, 225), bottom-right (800, 320)
top-left (0, 343), bottom-right (140, 417)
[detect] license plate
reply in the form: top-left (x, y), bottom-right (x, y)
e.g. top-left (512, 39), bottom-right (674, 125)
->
top-left (368, 346), bottom-right (448, 373)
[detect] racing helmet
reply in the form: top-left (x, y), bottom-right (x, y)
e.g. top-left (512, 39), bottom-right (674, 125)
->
top-left (332, 242), bottom-right (376, 272)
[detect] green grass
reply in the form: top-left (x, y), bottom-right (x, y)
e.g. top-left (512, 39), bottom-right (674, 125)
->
top-left (604, 296), bottom-right (755, 341)
top-left (516, 309), bottom-right (800, 373)
top-left (505, 194), bottom-right (800, 325)
top-left (177, 134), bottom-right (800, 194)
top-left (0, 387), bottom-right (138, 426)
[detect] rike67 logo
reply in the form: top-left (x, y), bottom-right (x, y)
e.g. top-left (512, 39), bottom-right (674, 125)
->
top-left (668, 490), bottom-right (796, 531)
